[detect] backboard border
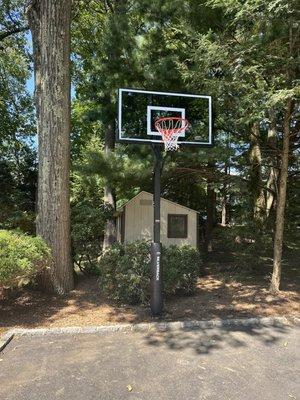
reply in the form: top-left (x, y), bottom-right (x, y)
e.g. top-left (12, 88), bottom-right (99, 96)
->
top-left (117, 88), bottom-right (213, 147)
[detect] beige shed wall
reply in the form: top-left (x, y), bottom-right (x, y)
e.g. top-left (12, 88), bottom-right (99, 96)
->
top-left (122, 192), bottom-right (198, 248)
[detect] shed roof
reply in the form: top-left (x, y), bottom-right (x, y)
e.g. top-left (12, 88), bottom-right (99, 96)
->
top-left (118, 191), bottom-right (199, 214)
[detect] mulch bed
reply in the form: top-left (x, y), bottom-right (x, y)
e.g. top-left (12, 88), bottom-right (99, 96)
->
top-left (1, 267), bottom-right (299, 335)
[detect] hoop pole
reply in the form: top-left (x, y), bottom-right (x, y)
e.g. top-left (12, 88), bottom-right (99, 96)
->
top-left (150, 145), bottom-right (163, 316)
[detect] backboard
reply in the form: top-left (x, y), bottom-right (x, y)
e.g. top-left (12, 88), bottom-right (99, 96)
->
top-left (117, 88), bottom-right (213, 147)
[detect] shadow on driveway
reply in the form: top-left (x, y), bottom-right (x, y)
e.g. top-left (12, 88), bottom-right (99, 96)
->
top-left (0, 321), bottom-right (299, 400)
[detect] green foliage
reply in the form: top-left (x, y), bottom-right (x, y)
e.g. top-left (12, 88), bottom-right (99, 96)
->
top-left (0, 147), bottom-right (37, 233)
top-left (71, 139), bottom-right (109, 274)
top-left (71, 199), bottom-right (110, 275)
top-left (0, 230), bottom-right (51, 289)
top-left (212, 225), bottom-right (274, 272)
top-left (98, 241), bottom-right (202, 304)
top-left (0, 1), bottom-right (36, 233)
top-left (0, 1), bottom-right (33, 144)
top-left (98, 241), bottom-right (151, 304)
top-left (163, 245), bottom-right (202, 295)
top-left (0, 1), bottom-right (33, 140)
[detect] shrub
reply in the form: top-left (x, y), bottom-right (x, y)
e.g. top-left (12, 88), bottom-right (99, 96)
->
top-left (162, 245), bottom-right (202, 295)
top-left (98, 241), bottom-right (202, 304)
top-left (99, 241), bottom-right (151, 304)
top-left (0, 230), bottom-right (51, 289)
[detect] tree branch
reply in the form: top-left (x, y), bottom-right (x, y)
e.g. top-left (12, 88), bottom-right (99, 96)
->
top-left (0, 25), bottom-right (29, 41)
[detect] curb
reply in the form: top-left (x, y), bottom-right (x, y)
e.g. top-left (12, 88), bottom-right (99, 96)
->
top-left (1, 315), bottom-right (299, 347)
top-left (0, 332), bottom-right (14, 352)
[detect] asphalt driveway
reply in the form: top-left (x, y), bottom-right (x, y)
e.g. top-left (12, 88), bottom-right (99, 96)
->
top-left (0, 322), bottom-right (299, 400)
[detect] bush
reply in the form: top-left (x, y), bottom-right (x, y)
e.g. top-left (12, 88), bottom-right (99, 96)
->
top-left (0, 230), bottom-right (51, 289)
top-left (98, 241), bottom-right (202, 304)
top-left (163, 245), bottom-right (202, 295)
top-left (99, 241), bottom-right (151, 304)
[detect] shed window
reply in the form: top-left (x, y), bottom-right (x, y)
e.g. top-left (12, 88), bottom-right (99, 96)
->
top-left (167, 214), bottom-right (188, 238)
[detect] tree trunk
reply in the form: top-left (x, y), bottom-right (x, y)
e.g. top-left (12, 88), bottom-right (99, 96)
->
top-left (221, 166), bottom-right (228, 226)
top-left (205, 182), bottom-right (215, 252)
top-left (270, 99), bottom-right (293, 293)
top-left (266, 109), bottom-right (279, 218)
top-left (27, 0), bottom-right (74, 293)
top-left (249, 121), bottom-right (266, 224)
top-left (266, 168), bottom-right (278, 217)
top-left (102, 122), bottom-right (117, 251)
top-left (221, 195), bottom-right (226, 226)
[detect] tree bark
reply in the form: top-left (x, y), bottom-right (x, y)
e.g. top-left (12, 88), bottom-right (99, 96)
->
top-left (205, 182), bottom-right (216, 252)
top-left (266, 109), bottom-right (279, 218)
top-left (249, 121), bottom-right (266, 224)
top-left (221, 166), bottom-right (228, 226)
top-left (102, 122), bottom-right (117, 251)
top-left (27, 0), bottom-right (74, 293)
top-left (270, 99), bottom-right (293, 293)
top-left (221, 195), bottom-right (226, 226)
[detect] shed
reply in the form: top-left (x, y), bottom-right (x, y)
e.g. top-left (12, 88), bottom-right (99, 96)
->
top-left (116, 191), bottom-right (199, 248)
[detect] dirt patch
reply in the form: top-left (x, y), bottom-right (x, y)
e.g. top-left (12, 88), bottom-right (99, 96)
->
top-left (1, 269), bottom-right (299, 335)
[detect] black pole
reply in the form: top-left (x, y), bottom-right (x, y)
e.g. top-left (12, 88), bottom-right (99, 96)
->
top-left (150, 145), bottom-right (163, 316)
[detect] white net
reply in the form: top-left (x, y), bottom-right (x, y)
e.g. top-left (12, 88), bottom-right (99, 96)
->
top-left (155, 117), bottom-right (189, 151)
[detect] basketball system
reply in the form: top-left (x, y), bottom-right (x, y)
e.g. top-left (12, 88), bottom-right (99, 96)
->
top-left (117, 88), bottom-right (213, 316)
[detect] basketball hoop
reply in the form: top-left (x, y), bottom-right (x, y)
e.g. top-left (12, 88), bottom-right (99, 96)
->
top-left (155, 117), bottom-right (190, 151)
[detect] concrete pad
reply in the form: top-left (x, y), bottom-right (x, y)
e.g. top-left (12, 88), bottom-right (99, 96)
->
top-left (0, 323), bottom-right (299, 400)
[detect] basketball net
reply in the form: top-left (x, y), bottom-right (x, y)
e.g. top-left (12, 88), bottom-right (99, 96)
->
top-left (155, 117), bottom-right (190, 151)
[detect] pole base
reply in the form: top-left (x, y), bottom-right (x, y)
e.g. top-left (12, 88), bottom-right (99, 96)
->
top-left (150, 242), bottom-right (163, 316)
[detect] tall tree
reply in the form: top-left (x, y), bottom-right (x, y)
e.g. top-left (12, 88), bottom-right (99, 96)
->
top-left (27, 0), bottom-right (74, 293)
top-left (205, 180), bottom-right (216, 252)
top-left (190, 0), bottom-right (299, 287)
top-left (265, 109), bottom-right (278, 219)
top-left (72, 0), bottom-right (141, 251)
top-left (102, 118), bottom-right (117, 250)
top-left (270, 99), bottom-right (293, 292)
